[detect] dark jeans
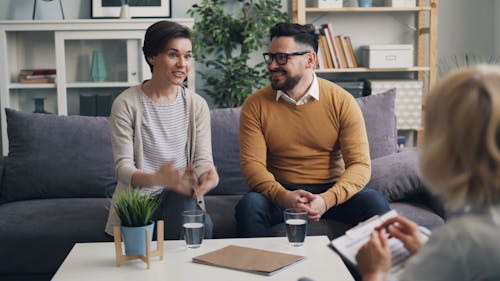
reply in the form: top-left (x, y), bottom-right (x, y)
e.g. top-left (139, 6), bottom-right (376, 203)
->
top-left (235, 183), bottom-right (390, 238)
top-left (151, 190), bottom-right (213, 240)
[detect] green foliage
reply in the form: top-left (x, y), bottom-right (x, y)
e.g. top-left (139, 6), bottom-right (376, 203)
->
top-left (114, 188), bottom-right (161, 227)
top-left (188, 0), bottom-right (288, 108)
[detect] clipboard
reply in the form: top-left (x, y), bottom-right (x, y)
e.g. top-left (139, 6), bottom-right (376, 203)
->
top-left (331, 210), bottom-right (430, 281)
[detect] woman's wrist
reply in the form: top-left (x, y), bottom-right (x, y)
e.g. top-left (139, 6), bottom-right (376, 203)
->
top-left (362, 271), bottom-right (387, 281)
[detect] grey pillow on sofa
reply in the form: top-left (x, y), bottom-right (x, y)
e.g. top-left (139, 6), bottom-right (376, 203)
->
top-left (209, 107), bottom-right (248, 195)
top-left (368, 147), bottom-right (423, 202)
top-left (2, 108), bottom-right (116, 202)
top-left (356, 88), bottom-right (397, 159)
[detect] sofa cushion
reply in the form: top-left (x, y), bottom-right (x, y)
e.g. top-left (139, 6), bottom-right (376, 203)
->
top-left (356, 88), bottom-right (397, 159)
top-left (0, 198), bottom-right (113, 274)
top-left (368, 147), bottom-right (423, 202)
top-left (1, 109), bottom-right (116, 202)
top-left (209, 107), bottom-right (248, 195)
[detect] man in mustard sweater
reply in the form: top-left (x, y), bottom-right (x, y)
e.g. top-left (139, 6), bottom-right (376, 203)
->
top-left (236, 22), bottom-right (390, 237)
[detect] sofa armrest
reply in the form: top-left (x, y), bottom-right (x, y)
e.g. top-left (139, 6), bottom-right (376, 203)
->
top-left (0, 156), bottom-right (5, 203)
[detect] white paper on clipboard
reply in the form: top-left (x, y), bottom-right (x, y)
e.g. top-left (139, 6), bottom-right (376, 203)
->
top-left (331, 210), bottom-right (430, 281)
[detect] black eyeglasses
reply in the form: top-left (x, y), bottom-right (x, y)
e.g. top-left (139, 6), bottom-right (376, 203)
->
top-left (263, 51), bottom-right (311, 65)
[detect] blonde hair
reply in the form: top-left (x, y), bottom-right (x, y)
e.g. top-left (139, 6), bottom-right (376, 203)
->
top-left (420, 64), bottom-right (500, 209)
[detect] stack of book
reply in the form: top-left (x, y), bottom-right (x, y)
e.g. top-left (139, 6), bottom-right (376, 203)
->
top-left (19, 69), bottom-right (56, 83)
top-left (316, 23), bottom-right (358, 69)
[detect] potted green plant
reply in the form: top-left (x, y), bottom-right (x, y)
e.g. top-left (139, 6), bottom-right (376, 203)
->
top-left (188, 0), bottom-right (288, 108)
top-left (114, 188), bottom-right (161, 256)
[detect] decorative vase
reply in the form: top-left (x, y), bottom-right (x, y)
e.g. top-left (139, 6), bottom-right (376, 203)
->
top-left (91, 50), bottom-right (106, 82)
top-left (358, 0), bottom-right (373, 7)
top-left (33, 98), bottom-right (49, 114)
top-left (120, 4), bottom-right (131, 19)
top-left (120, 222), bottom-right (155, 256)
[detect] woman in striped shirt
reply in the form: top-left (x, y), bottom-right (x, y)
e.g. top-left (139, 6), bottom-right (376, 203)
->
top-left (105, 20), bottom-right (219, 239)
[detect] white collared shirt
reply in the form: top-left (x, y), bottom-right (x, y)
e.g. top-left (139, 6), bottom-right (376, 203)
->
top-left (275, 73), bottom-right (319, 105)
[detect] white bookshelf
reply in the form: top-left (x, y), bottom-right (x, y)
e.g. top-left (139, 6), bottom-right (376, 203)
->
top-left (0, 19), bottom-right (195, 155)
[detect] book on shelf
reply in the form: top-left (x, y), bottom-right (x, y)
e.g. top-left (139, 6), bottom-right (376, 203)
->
top-left (19, 77), bottom-right (55, 84)
top-left (19, 69), bottom-right (56, 76)
top-left (19, 68), bottom-right (56, 83)
top-left (323, 23), bottom-right (343, 68)
top-left (340, 36), bottom-right (354, 68)
top-left (335, 35), bottom-right (349, 69)
top-left (319, 34), bottom-right (334, 69)
top-left (344, 36), bottom-right (359, 68)
top-left (316, 42), bottom-right (326, 69)
top-left (322, 26), bottom-right (339, 68)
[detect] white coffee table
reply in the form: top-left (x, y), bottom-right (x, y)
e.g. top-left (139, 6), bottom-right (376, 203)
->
top-left (51, 235), bottom-right (354, 281)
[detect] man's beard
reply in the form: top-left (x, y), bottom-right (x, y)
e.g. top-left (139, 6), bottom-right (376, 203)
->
top-left (270, 70), bottom-right (301, 91)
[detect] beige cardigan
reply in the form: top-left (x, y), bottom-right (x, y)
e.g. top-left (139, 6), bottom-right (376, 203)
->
top-left (105, 85), bottom-right (214, 235)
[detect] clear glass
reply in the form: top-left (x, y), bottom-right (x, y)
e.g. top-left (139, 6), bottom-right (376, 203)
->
top-left (182, 210), bottom-right (205, 249)
top-left (284, 208), bottom-right (308, 247)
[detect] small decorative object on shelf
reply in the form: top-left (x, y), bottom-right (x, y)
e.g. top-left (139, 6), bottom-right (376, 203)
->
top-left (311, 0), bottom-right (343, 8)
top-left (91, 50), bottom-right (106, 82)
top-left (33, 98), bottom-right (50, 114)
top-left (358, 0), bottom-right (373, 7)
top-left (32, 0), bottom-right (65, 20)
top-left (343, 0), bottom-right (358, 7)
top-left (119, 0), bottom-right (131, 19)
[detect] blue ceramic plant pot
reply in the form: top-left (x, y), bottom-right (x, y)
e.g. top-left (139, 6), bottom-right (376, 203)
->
top-left (121, 222), bottom-right (155, 256)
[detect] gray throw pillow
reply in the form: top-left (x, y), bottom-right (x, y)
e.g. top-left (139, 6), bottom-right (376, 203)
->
top-left (2, 109), bottom-right (116, 202)
top-left (368, 147), bottom-right (424, 202)
top-left (209, 107), bottom-right (248, 195)
top-left (356, 88), bottom-right (397, 159)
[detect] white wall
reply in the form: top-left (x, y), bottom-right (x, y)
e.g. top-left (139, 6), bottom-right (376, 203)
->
top-left (438, 0), bottom-right (495, 63)
top-left (0, 0), bottom-right (196, 20)
top-left (495, 0), bottom-right (500, 57)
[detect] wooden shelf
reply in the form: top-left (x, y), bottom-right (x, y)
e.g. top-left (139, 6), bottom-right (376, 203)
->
top-left (66, 82), bottom-right (134, 88)
top-left (315, 66), bottom-right (430, 73)
top-left (9, 83), bottom-right (56, 89)
top-left (305, 7), bottom-right (432, 13)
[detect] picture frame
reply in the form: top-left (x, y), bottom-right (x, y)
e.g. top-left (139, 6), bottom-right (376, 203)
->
top-left (92, 0), bottom-right (171, 18)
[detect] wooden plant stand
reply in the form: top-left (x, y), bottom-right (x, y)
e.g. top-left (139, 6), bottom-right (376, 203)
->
top-left (113, 220), bottom-right (164, 269)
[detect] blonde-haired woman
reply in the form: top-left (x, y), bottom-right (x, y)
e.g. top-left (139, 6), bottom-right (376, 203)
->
top-left (356, 65), bottom-right (500, 281)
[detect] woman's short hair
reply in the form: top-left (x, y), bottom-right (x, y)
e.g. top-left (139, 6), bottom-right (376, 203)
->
top-left (142, 20), bottom-right (193, 72)
top-left (420, 64), bottom-right (500, 210)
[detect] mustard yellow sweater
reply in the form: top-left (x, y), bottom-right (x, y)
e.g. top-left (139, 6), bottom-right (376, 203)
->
top-left (239, 78), bottom-right (371, 210)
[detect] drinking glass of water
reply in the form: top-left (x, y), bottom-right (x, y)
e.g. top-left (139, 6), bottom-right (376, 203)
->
top-left (284, 208), bottom-right (308, 247)
top-left (182, 210), bottom-right (205, 248)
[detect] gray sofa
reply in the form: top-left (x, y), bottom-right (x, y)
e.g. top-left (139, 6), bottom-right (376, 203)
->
top-left (0, 89), bottom-right (444, 281)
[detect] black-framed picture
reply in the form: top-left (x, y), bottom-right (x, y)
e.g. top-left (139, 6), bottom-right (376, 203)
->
top-left (92, 0), bottom-right (171, 18)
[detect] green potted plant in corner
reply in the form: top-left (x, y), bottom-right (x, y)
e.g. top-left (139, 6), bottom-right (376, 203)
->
top-left (114, 188), bottom-right (161, 256)
top-left (188, 0), bottom-right (288, 108)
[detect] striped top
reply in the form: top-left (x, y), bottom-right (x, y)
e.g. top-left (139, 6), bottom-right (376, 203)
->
top-left (140, 88), bottom-right (188, 195)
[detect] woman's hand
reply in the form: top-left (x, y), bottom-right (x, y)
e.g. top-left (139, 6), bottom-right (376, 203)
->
top-left (356, 230), bottom-right (391, 281)
top-left (376, 216), bottom-right (423, 254)
top-left (155, 163), bottom-right (192, 196)
top-left (194, 166), bottom-right (219, 197)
